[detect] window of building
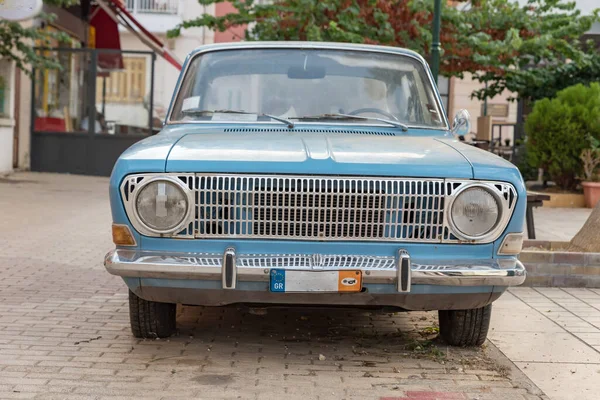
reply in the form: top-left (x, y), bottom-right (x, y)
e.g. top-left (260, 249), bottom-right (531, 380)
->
top-left (32, 28), bottom-right (86, 133)
top-left (97, 57), bottom-right (147, 104)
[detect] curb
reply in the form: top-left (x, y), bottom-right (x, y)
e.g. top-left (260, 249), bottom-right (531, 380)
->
top-left (484, 339), bottom-right (550, 400)
top-left (519, 240), bottom-right (600, 288)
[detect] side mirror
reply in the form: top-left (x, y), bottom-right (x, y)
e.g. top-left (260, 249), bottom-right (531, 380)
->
top-left (452, 109), bottom-right (471, 137)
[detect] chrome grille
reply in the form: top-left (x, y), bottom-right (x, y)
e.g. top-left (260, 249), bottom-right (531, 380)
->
top-left (135, 253), bottom-right (397, 270)
top-left (197, 175), bottom-right (445, 242)
top-left (120, 174), bottom-right (518, 243)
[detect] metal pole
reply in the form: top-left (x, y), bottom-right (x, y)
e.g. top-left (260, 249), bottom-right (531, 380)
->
top-left (86, 49), bottom-right (98, 175)
top-left (483, 81), bottom-right (488, 116)
top-left (102, 76), bottom-right (107, 116)
top-left (88, 49), bottom-right (97, 138)
top-left (431, 0), bottom-right (442, 83)
top-left (29, 66), bottom-right (36, 171)
top-left (148, 53), bottom-right (156, 134)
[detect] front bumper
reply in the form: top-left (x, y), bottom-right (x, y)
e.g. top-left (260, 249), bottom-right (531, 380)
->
top-left (104, 249), bottom-right (526, 288)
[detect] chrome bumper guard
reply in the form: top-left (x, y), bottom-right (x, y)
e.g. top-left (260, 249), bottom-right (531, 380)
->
top-left (104, 249), bottom-right (526, 289)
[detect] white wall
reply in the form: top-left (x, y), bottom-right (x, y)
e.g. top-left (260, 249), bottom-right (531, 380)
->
top-left (0, 123), bottom-right (14, 172)
top-left (0, 61), bottom-right (15, 173)
top-left (117, 0), bottom-right (214, 124)
top-left (451, 73), bottom-right (518, 142)
top-left (15, 19), bottom-right (34, 170)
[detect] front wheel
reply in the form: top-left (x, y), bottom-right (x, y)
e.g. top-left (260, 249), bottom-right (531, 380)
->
top-left (129, 290), bottom-right (176, 338)
top-left (438, 304), bottom-right (492, 347)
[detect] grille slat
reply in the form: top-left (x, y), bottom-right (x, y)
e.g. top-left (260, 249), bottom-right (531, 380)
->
top-left (196, 175), bottom-right (446, 242)
top-left (237, 254), bottom-right (397, 269)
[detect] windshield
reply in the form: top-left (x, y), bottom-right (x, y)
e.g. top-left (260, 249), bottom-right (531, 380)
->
top-left (169, 48), bottom-right (446, 128)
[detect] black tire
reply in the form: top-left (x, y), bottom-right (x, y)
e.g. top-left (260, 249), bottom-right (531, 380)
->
top-left (129, 290), bottom-right (176, 339)
top-left (438, 304), bottom-right (492, 347)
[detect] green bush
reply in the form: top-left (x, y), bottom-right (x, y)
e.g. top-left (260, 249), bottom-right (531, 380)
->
top-left (525, 83), bottom-right (600, 191)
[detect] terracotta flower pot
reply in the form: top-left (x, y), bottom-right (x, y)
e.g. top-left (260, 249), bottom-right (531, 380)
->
top-left (582, 181), bottom-right (600, 208)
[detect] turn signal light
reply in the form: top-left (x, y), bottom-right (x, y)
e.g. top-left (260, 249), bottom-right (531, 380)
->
top-left (112, 224), bottom-right (136, 246)
top-left (498, 233), bottom-right (523, 255)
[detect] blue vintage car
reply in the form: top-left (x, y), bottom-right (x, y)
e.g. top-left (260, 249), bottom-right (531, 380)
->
top-left (104, 42), bottom-right (526, 346)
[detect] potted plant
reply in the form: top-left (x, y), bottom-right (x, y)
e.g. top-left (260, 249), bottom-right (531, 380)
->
top-left (580, 136), bottom-right (600, 208)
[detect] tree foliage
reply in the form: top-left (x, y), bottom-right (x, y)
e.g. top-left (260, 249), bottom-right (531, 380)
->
top-left (0, 0), bottom-right (78, 74)
top-left (168, 0), bottom-right (599, 101)
top-left (524, 83), bottom-right (600, 190)
top-left (473, 44), bottom-right (600, 101)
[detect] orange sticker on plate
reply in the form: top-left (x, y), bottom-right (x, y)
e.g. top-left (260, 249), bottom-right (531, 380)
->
top-left (337, 270), bottom-right (362, 292)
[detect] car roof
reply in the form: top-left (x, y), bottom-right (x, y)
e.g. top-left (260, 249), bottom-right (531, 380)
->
top-left (189, 41), bottom-right (426, 63)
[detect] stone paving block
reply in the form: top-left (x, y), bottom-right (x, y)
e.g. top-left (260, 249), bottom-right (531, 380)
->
top-left (553, 252), bottom-right (586, 265)
top-left (32, 395), bottom-right (96, 400)
top-left (11, 384), bottom-right (74, 394)
top-left (0, 393), bottom-right (38, 399)
top-left (0, 378), bottom-right (48, 386)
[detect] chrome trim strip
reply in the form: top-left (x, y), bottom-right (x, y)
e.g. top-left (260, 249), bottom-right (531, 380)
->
top-left (411, 261), bottom-right (526, 286)
top-left (165, 43), bottom-right (449, 130)
top-left (104, 249), bottom-right (526, 287)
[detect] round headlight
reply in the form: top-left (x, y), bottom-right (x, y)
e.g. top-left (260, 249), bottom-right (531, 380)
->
top-left (450, 186), bottom-right (500, 238)
top-left (135, 180), bottom-right (188, 232)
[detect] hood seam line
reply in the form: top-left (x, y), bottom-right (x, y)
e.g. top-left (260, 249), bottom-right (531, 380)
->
top-left (164, 134), bottom-right (189, 172)
top-left (434, 138), bottom-right (474, 179)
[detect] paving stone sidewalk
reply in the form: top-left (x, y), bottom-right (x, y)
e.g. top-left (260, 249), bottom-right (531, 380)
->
top-left (528, 207), bottom-right (591, 242)
top-left (0, 172), bottom-right (545, 400)
top-left (491, 287), bottom-right (600, 400)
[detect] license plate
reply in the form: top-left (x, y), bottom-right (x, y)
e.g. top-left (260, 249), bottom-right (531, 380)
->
top-left (270, 269), bottom-right (362, 293)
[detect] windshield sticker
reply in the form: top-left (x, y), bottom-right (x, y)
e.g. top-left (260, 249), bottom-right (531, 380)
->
top-left (212, 113), bottom-right (258, 122)
top-left (182, 96), bottom-right (200, 111)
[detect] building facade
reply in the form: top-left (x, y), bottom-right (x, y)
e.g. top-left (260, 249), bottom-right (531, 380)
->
top-left (111, 0), bottom-right (215, 129)
top-left (6, 0), bottom-right (215, 175)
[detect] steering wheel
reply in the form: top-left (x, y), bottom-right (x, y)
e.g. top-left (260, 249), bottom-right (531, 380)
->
top-left (348, 107), bottom-right (399, 121)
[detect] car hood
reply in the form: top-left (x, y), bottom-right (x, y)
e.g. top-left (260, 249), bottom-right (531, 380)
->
top-left (163, 128), bottom-right (474, 178)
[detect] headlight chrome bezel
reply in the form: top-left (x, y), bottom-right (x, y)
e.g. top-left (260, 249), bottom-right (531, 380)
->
top-left (445, 182), bottom-right (513, 243)
top-left (125, 175), bottom-right (195, 236)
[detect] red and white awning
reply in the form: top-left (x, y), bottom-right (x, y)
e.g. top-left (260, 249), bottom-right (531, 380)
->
top-left (90, 5), bottom-right (125, 71)
top-left (94, 0), bottom-right (183, 71)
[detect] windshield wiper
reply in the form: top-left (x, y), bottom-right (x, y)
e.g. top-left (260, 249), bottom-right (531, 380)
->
top-left (290, 113), bottom-right (408, 131)
top-left (181, 109), bottom-right (294, 129)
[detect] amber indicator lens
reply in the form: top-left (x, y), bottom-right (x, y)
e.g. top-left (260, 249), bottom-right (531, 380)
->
top-left (112, 224), bottom-right (136, 246)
